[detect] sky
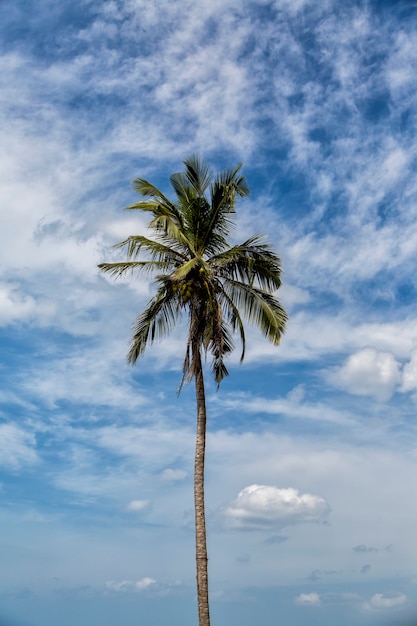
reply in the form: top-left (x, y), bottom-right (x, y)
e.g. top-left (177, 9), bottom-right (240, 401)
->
top-left (1, 0), bottom-right (417, 625)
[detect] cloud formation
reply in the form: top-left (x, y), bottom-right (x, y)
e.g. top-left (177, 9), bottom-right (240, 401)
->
top-left (295, 592), bottom-right (321, 606)
top-left (223, 484), bottom-right (330, 530)
top-left (327, 348), bottom-right (401, 401)
top-left (0, 424), bottom-right (38, 470)
top-left (366, 592), bottom-right (407, 611)
top-left (1, 1), bottom-right (417, 624)
top-left (127, 499), bottom-right (150, 512)
top-left (105, 577), bottom-right (157, 592)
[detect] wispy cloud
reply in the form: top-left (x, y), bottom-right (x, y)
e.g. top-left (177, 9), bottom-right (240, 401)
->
top-left (0, 423), bottom-right (38, 470)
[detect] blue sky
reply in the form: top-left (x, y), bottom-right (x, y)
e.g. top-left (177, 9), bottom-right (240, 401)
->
top-left (1, 0), bottom-right (417, 624)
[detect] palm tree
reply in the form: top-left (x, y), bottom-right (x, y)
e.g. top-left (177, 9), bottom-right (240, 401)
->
top-left (98, 155), bottom-right (287, 626)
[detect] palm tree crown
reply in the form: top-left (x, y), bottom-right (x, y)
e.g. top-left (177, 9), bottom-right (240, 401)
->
top-left (98, 155), bottom-right (287, 384)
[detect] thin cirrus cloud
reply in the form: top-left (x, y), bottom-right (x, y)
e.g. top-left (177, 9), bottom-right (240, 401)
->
top-left (0, 423), bottom-right (38, 470)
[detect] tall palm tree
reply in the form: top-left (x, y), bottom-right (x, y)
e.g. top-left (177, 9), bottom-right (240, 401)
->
top-left (98, 156), bottom-right (287, 626)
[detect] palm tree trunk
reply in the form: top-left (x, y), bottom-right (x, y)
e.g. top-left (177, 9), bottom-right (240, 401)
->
top-left (193, 346), bottom-right (210, 626)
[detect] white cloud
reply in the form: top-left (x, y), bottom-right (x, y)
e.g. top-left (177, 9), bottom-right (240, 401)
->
top-left (93, 425), bottom-right (194, 470)
top-left (327, 348), bottom-right (401, 401)
top-left (0, 423), bottom-right (38, 470)
top-left (366, 592), bottom-right (407, 610)
top-left (105, 577), bottom-right (157, 592)
top-left (278, 283), bottom-right (311, 309)
top-left (295, 592), bottom-right (321, 606)
top-left (0, 283), bottom-right (38, 325)
top-left (21, 342), bottom-right (148, 410)
top-left (223, 484), bottom-right (330, 530)
top-left (218, 390), bottom-right (354, 426)
top-left (401, 348), bottom-right (417, 395)
top-left (105, 579), bottom-right (132, 592)
top-left (386, 30), bottom-right (417, 97)
top-left (127, 499), bottom-right (150, 512)
top-left (135, 577), bottom-right (157, 590)
top-left (160, 469), bottom-right (187, 482)
top-left (240, 313), bottom-right (417, 366)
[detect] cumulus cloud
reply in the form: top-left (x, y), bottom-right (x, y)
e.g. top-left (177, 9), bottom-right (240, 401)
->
top-left (223, 484), bottom-right (330, 530)
top-left (327, 348), bottom-right (401, 401)
top-left (295, 592), bottom-right (321, 606)
top-left (365, 592), bottom-right (407, 610)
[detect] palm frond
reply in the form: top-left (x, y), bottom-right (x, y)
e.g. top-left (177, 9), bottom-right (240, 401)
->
top-left (127, 283), bottom-right (179, 364)
top-left (98, 261), bottom-right (169, 278)
top-left (217, 162), bottom-right (250, 198)
top-left (223, 279), bottom-right (287, 345)
top-left (183, 155), bottom-right (212, 196)
top-left (208, 318), bottom-right (234, 384)
top-left (127, 181), bottom-right (185, 242)
top-left (197, 163), bottom-right (249, 256)
top-left (148, 214), bottom-right (195, 254)
top-left (172, 257), bottom-right (200, 281)
top-left (211, 236), bottom-right (283, 291)
top-left (113, 235), bottom-right (186, 263)
top-left (169, 172), bottom-right (195, 205)
top-left (132, 179), bottom-right (175, 206)
top-left (216, 287), bottom-right (246, 362)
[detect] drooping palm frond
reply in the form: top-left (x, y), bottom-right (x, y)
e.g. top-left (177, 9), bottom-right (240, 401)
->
top-left (222, 278), bottom-right (288, 346)
top-left (127, 280), bottom-right (180, 364)
top-left (216, 287), bottom-right (246, 362)
top-left (207, 316), bottom-right (234, 384)
top-left (211, 236), bottom-right (283, 291)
